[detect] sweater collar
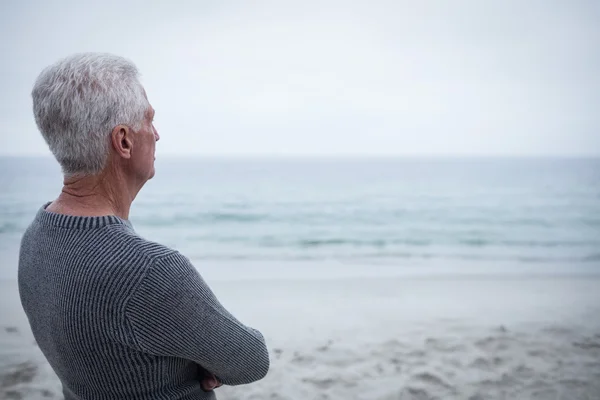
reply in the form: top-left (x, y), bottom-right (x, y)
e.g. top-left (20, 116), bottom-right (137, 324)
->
top-left (36, 202), bottom-right (133, 230)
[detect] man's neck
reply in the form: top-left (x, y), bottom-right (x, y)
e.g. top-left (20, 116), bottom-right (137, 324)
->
top-left (47, 170), bottom-right (136, 220)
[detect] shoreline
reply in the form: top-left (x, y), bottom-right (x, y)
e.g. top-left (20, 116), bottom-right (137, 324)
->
top-left (2, 266), bottom-right (600, 399)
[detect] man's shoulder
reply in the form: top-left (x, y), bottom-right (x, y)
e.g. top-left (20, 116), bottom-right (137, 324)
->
top-left (102, 223), bottom-right (179, 265)
top-left (88, 225), bottom-right (197, 290)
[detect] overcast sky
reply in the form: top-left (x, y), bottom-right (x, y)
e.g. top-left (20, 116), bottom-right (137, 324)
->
top-left (1, 0), bottom-right (598, 156)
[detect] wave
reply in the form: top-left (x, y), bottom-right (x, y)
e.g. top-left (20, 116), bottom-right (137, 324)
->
top-left (188, 251), bottom-right (600, 264)
top-left (197, 236), bottom-right (600, 250)
top-left (459, 239), bottom-right (600, 248)
top-left (0, 222), bottom-right (21, 234)
top-left (583, 254), bottom-right (600, 262)
top-left (134, 212), bottom-right (600, 231)
top-left (299, 239), bottom-right (387, 248)
top-left (140, 212), bottom-right (271, 226)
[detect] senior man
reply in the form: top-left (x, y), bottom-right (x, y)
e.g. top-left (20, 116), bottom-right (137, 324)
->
top-left (18, 53), bottom-right (270, 399)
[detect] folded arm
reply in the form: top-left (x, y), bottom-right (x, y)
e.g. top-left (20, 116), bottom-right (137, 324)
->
top-left (125, 252), bottom-right (270, 385)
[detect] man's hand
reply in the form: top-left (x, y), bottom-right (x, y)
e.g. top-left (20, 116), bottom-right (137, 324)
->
top-left (201, 374), bottom-right (223, 392)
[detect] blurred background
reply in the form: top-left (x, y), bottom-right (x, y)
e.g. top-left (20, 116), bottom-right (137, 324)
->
top-left (1, 0), bottom-right (599, 279)
top-left (1, 1), bottom-right (599, 399)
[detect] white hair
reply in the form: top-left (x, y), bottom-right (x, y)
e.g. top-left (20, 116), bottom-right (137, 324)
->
top-left (32, 53), bottom-right (149, 176)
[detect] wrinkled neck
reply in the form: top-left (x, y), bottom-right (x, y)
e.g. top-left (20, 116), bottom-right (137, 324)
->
top-left (50, 166), bottom-right (138, 220)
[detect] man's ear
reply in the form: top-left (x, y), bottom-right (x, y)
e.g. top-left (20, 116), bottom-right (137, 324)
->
top-left (111, 125), bottom-right (133, 159)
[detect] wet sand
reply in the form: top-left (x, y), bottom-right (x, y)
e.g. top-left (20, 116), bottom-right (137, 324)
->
top-left (2, 264), bottom-right (600, 399)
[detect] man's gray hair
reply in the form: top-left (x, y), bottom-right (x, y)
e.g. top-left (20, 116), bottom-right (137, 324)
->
top-left (32, 53), bottom-right (149, 176)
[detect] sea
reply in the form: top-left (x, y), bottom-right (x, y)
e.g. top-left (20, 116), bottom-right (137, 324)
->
top-left (1, 156), bottom-right (599, 279)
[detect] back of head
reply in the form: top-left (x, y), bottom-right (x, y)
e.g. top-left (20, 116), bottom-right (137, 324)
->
top-left (32, 53), bottom-right (149, 176)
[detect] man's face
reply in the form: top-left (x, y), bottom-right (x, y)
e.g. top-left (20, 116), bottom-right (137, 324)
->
top-left (132, 103), bottom-right (160, 182)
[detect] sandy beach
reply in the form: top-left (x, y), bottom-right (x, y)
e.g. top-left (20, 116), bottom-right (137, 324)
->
top-left (2, 261), bottom-right (600, 400)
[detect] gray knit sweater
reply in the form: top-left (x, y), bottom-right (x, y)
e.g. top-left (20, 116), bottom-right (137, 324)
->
top-left (18, 203), bottom-right (270, 400)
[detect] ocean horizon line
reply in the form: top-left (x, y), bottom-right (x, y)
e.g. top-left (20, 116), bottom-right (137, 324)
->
top-left (1, 154), bottom-right (599, 161)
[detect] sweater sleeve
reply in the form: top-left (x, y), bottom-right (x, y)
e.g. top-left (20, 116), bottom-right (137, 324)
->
top-left (125, 251), bottom-right (270, 386)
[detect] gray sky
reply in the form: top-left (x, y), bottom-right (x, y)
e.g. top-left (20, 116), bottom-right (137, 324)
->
top-left (1, 0), bottom-right (599, 156)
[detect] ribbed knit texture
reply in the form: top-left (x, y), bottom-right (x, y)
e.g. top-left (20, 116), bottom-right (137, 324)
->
top-left (18, 203), bottom-right (270, 400)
